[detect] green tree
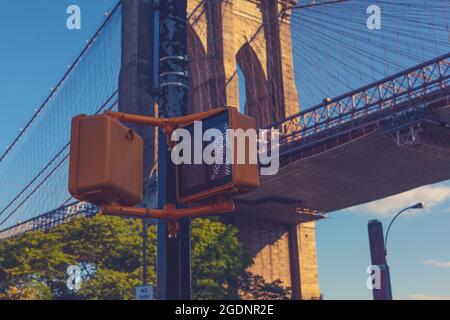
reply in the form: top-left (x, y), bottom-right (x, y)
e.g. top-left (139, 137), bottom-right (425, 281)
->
top-left (191, 217), bottom-right (252, 299)
top-left (0, 216), bottom-right (152, 300)
top-left (0, 230), bottom-right (75, 298)
top-left (56, 215), bottom-right (156, 300)
top-left (239, 272), bottom-right (290, 300)
top-left (0, 215), bottom-right (289, 300)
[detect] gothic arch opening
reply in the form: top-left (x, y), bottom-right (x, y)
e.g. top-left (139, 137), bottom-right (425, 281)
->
top-left (187, 24), bottom-right (213, 114)
top-left (237, 65), bottom-right (246, 114)
top-left (236, 43), bottom-right (271, 128)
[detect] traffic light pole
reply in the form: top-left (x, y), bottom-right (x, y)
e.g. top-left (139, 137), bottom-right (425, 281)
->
top-left (156, 0), bottom-right (191, 300)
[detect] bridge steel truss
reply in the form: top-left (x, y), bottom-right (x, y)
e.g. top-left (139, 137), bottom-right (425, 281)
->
top-left (272, 53), bottom-right (450, 156)
top-left (1, 53), bottom-right (449, 240)
top-left (0, 202), bottom-right (97, 240)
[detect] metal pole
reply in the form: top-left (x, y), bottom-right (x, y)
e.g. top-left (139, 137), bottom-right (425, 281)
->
top-left (156, 0), bottom-right (191, 300)
top-left (384, 202), bottom-right (424, 255)
top-left (368, 220), bottom-right (392, 300)
top-left (143, 220), bottom-right (148, 285)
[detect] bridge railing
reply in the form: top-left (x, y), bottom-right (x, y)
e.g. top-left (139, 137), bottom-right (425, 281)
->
top-left (271, 53), bottom-right (450, 144)
top-left (0, 202), bottom-right (97, 240)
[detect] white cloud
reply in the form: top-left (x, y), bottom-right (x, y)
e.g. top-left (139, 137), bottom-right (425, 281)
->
top-left (345, 184), bottom-right (450, 216)
top-left (405, 294), bottom-right (450, 300)
top-left (421, 259), bottom-right (450, 268)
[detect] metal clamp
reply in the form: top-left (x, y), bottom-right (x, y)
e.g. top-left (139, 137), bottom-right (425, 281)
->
top-left (159, 82), bottom-right (189, 89)
top-left (159, 71), bottom-right (189, 78)
top-left (160, 55), bottom-right (189, 63)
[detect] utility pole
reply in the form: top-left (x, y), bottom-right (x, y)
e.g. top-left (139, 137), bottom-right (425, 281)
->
top-left (368, 220), bottom-right (392, 300)
top-left (156, 0), bottom-right (191, 300)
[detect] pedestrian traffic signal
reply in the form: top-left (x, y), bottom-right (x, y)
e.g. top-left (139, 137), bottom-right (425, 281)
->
top-left (176, 107), bottom-right (260, 204)
top-left (68, 107), bottom-right (260, 210)
top-left (68, 114), bottom-right (143, 207)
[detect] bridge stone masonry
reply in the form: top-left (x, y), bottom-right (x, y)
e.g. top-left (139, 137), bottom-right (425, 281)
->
top-left (187, 0), bottom-right (321, 300)
top-left (187, 0), bottom-right (300, 124)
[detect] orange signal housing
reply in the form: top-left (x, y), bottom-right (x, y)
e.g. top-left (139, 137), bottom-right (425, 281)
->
top-left (68, 114), bottom-right (143, 207)
top-left (176, 107), bottom-right (260, 204)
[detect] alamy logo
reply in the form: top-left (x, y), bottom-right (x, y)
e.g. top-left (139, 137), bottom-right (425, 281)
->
top-left (366, 265), bottom-right (381, 290)
top-left (66, 265), bottom-right (82, 291)
top-left (171, 122), bottom-right (280, 176)
top-left (366, 5), bottom-right (381, 30)
top-left (66, 263), bottom-right (97, 291)
top-left (66, 5), bottom-right (81, 30)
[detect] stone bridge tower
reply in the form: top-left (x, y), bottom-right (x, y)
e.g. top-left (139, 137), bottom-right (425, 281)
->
top-left (186, 0), bottom-right (321, 300)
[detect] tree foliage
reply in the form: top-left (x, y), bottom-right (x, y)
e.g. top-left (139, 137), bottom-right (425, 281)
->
top-left (0, 215), bottom-right (289, 300)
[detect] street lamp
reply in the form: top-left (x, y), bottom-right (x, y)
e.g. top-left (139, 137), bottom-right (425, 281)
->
top-left (368, 202), bottom-right (424, 300)
top-left (384, 202), bottom-right (425, 256)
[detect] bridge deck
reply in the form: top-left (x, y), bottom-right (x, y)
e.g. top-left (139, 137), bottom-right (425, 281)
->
top-left (235, 96), bottom-right (450, 223)
top-left (240, 127), bottom-right (450, 212)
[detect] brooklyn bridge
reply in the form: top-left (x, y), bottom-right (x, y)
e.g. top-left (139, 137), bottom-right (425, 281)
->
top-left (0, 0), bottom-right (448, 300)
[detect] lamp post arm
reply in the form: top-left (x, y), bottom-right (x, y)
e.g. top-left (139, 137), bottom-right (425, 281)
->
top-left (384, 207), bottom-right (410, 254)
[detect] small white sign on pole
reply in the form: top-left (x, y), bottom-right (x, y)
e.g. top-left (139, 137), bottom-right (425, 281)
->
top-left (135, 285), bottom-right (154, 300)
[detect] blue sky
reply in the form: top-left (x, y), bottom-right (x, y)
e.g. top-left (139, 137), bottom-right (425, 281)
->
top-left (318, 186), bottom-right (450, 300)
top-left (0, 0), bottom-right (116, 149)
top-left (0, 0), bottom-right (449, 300)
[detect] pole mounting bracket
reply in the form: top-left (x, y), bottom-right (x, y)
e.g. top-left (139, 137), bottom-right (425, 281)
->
top-left (100, 197), bottom-right (235, 237)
